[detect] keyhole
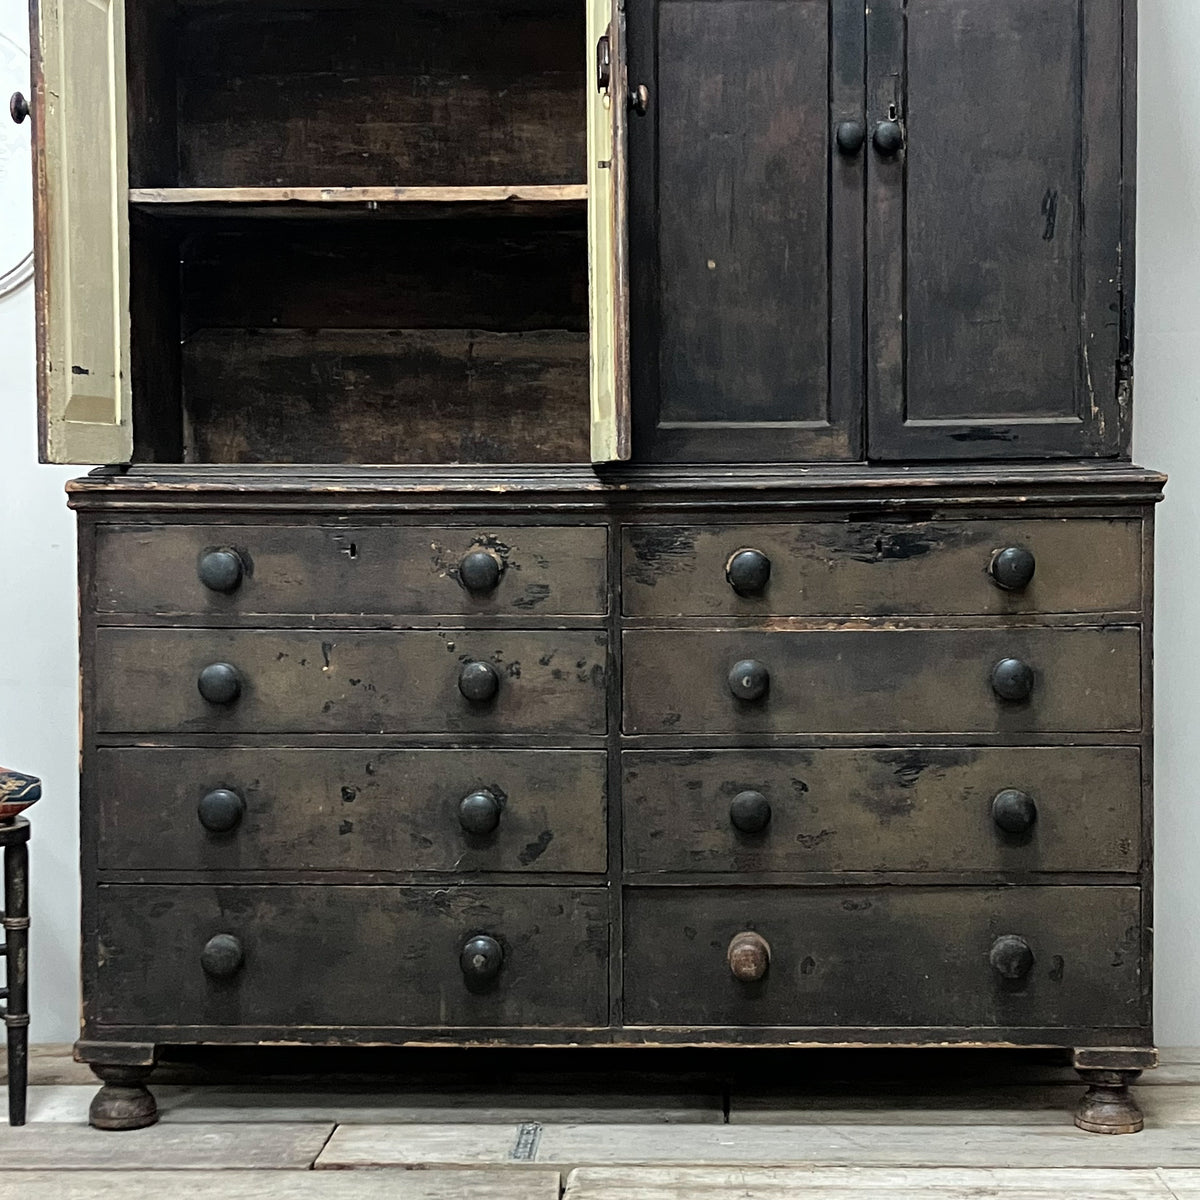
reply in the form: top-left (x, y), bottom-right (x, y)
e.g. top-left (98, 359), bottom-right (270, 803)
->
top-left (888, 103), bottom-right (898, 121)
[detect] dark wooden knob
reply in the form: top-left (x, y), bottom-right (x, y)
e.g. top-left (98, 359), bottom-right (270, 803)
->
top-left (990, 546), bottom-right (1037, 592)
top-left (198, 662), bottom-right (242, 705)
top-left (990, 934), bottom-right (1035, 981)
top-left (730, 790), bottom-right (772, 834)
top-left (459, 789), bottom-right (502, 835)
top-left (201, 934), bottom-right (244, 979)
top-left (629, 84), bottom-right (650, 115)
top-left (836, 119), bottom-right (866, 155)
top-left (727, 549), bottom-right (771, 596)
top-left (992, 788), bottom-right (1037, 835)
top-left (728, 659), bottom-right (770, 702)
top-left (991, 657), bottom-right (1034, 703)
top-left (459, 550), bottom-right (502, 594)
top-left (198, 548), bottom-right (244, 593)
top-left (460, 934), bottom-right (504, 982)
top-left (198, 788), bottom-right (245, 834)
top-left (10, 92), bottom-right (29, 124)
top-left (874, 119), bottom-right (904, 155)
top-left (728, 931), bottom-right (771, 982)
top-left (459, 660), bottom-right (500, 703)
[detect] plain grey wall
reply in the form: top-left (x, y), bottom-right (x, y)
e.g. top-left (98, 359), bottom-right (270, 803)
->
top-left (0, 0), bottom-right (1196, 1045)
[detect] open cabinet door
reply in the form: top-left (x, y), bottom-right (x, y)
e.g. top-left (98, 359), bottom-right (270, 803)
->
top-left (587, 0), bottom-right (632, 463)
top-left (30, 0), bottom-right (133, 465)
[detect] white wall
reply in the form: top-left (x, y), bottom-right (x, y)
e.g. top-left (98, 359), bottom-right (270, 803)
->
top-left (0, 0), bottom-right (1197, 1046)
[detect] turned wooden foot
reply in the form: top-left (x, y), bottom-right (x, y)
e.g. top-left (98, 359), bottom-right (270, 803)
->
top-left (89, 1065), bottom-right (159, 1131)
top-left (1075, 1068), bottom-right (1144, 1134)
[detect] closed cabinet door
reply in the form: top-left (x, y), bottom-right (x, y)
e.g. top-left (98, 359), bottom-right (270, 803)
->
top-left (866, 0), bottom-right (1128, 459)
top-left (627, 0), bottom-right (866, 461)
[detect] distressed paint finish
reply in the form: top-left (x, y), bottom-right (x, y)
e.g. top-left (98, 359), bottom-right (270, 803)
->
top-left (32, 0), bottom-right (133, 465)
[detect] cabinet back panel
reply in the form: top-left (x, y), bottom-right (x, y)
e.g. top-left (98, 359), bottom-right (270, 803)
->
top-left (131, 0), bottom-right (587, 188)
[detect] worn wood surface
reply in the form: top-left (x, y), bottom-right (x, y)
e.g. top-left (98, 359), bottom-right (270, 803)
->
top-left (93, 523), bottom-right (608, 617)
top-left (622, 747), bottom-right (1141, 875)
top-left (622, 519), bottom-right (1142, 617)
top-left (94, 885), bottom-right (610, 1028)
top-left (94, 628), bottom-right (608, 735)
top-left (623, 626), bottom-right (1141, 734)
top-left (622, 886), bottom-right (1143, 1029)
top-left (132, 186), bottom-right (589, 205)
top-left (175, 3), bottom-right (585, 187)
top-left (96, 747), bottom-right (607, 874)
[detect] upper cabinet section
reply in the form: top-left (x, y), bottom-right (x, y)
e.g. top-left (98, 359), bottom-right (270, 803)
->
top-left (867, 0), bottom-right (1130, 460)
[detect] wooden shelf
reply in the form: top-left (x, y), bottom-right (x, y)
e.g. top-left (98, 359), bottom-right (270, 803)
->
top-left (130, 185), bottom-right (589, 220)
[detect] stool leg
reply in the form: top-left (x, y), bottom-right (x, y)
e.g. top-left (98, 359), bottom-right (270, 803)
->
top-left (3, 838), bottom-right (29, 1127)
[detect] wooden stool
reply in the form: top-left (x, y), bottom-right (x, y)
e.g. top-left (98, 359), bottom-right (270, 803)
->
top-left (0, 767), bottom-right (39, 1128)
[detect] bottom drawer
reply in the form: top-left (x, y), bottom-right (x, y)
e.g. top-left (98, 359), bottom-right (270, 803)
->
top-left (94, 885), bottom-right (609, 1029)
top-left (623, 887), bottom-right (1143, 1030)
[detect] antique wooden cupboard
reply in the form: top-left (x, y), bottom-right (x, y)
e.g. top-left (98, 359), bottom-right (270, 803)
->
top-left (15, 0), bottom-right (1161, 1132)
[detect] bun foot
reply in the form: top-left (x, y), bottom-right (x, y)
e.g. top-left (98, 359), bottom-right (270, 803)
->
top-left (89, 1065), bottom-right (159, 1131)
top-left (1075, 1068), bottom-right (1144, 1134)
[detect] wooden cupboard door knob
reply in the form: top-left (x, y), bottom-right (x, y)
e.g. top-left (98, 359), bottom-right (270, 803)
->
top-left (728, 659), bottom-right (770, 702)
top-left (10, 92), bottom-right (30, 124)
top-left (726, 549), bottom-right (771, 596)
top-left (460, 935), bottom-right (504, 983)
top-left (201, 934), bottom-right (244, 979)
top-left (459, 789), bottom-right (502, 835)
top-left (459, 550), bottom-right (502, 594)
top-left (992, 788), bottom-right (1037, 835)
top-left (990, 546), bottom-right (1036, 592)
top-left (728, 931), bottom-right (771, 982)
top-left (729, 790), bottom-right (772, 834)
top-left (198, 788), bottom-right (245, 834)
top-left (198, 662), bottom-right (242, 705)
top-left (459, 660), bottom-right (500, 703)
top-left (991, 657), bottom-right (1034, 703)
top-left (198, 548), bottom-right (245, 593)
top-left (990, 934), bottom-right (1035, 981)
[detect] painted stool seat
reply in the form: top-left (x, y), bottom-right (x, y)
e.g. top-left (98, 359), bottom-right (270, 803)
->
top-left (0, 767), bottom-right (40, 821)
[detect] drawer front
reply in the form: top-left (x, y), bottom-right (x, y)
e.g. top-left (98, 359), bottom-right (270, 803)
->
top-left (623, 519), bottom-right (1141, 617)
top-left (94, 524), bottom-right (608, 617)
top-left (624, 886), bottom-right (1144, 1029)
top-left (97, 748), bottom-right (607, 873)
top-left (623, 748), bottom-right (1141, 875)
top-left (94, 885), bottom-right (610, 1028)
top-left (623, 628), bottom-right (1140, 735)
top-left (94, 629), bottom-right (608, 735)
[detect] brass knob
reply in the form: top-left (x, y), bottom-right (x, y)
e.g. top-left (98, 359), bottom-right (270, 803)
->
top-left (198, 662), bottom-right (242, 706)
top-left (728, 931), bottom-right (771, 982)
top-left (201, 934), bottom-right (244, 979)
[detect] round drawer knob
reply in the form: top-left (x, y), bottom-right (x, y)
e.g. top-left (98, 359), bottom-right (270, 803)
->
top-left (459, 789), bottom-right (502, 836)
top-left (728, 931), bottom-right (771, 983)
top-left (990, 934), bottom-right (1035, 981)
top-left (730, 790), bottom-right (772, 835)
top-left (990, 546), bottom-right (1037, 592)
top-left (992, 788), bottom-right (1038, 835)
top-left (201, 934), bottom-right (244, 980)
top-left (873, 119), bottom-right (904, 156)
top-left (835, 119), bottom-right (867, 156)
top-left (10, 92), bottom-right (30, 125)
top-left (728, 659), bottom-right (770, 702)
top-left (198, 788), bottom-right (246, 834)
top-left (991, 657), bottom-right (1035, 703)
top-left (459, 660), bottom-right (500, 703)
top-left (459, 550), bottom-right (502, 594)
top-left (727, 549), bottom-right (772, 597)
top-left (198, 662), bottom-right (242, 706)
top-left (198, 548), bottom-right (245, 594)
top-left (460, 934), bottom-right (504, 983)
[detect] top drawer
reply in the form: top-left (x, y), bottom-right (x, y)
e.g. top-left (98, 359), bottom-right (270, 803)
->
top-left (93, 525), bottom-right (608, 617)
top-left (622, 519), bottom-right (1141, 617)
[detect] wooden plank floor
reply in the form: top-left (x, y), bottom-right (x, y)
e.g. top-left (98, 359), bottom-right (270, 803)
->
top-left (2, 1048), bottom-right (1200, 1197)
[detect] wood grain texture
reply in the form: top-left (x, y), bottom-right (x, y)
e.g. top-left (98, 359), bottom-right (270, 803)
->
top-left (93, 523), bottom-right (608, 617)
top-left (93, 628), bottom-right (608, 735)
top-left (96, 747), bottom-right (607, 874)
top-left (93, 885), bottom-right (610, 1028)
top-left (622, 519), bottom-right (1142, 617)
top-left (132, 186), bottom-right (588, 205)
top-left (622, 747), bottom-right (1141, 875)
top-left (623, 627), bottom-right (1141, 735)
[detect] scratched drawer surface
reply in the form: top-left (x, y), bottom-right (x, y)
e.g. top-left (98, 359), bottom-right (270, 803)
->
top-left (93, 524), bottom-right (609, 617)
top-left (94, 629), bottom-right (608, 735)
top-left (93, 884), bottom-right (610, 1029)
top-left (622, 519), bottom-right (1141, 617)
top-left (96, 748), bottom-right (607, 874)
top-left (623, 886), bottom-right (1144, 1030)
top-left (623, 747), bottom-right (1141, 875)
top-left (622, 627), bottom-right (1140, 735)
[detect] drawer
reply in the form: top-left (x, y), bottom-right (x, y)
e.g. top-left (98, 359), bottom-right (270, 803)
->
top-left (623, 748), bottom-right (1141, 875)
top-left (94, 524), bottom-right (608, 617)
top-left (623, 627), bottom-right (1140, 735)
top-left (97, 748), bottom-right (607, 873)
top-left (94, 885), bottom-right (610, 1029)
top-left (94, 629), bottom-right (608, 735)
top-left (623, 519), bottom-right (1141, 617)
top-left (623, 886), bottom-right (1144, 1029)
